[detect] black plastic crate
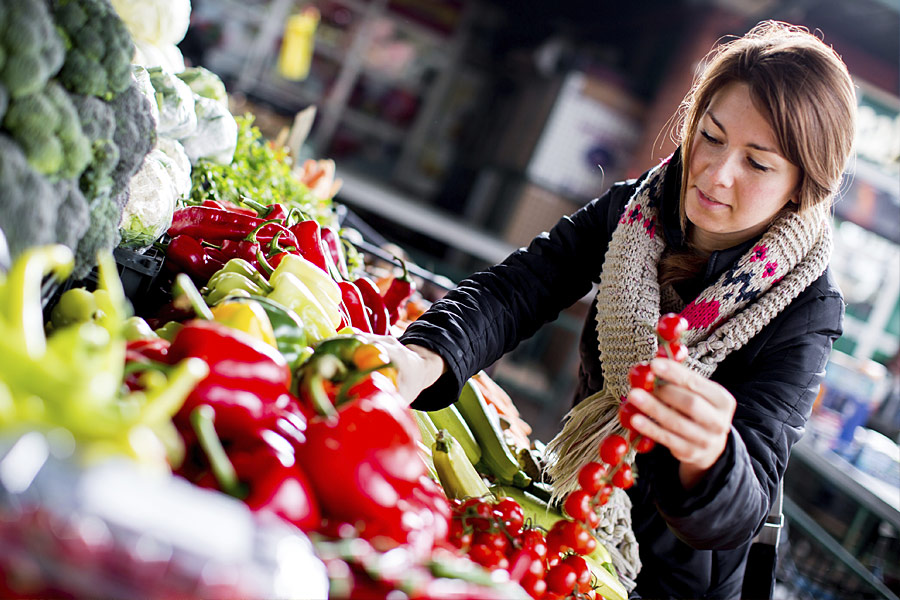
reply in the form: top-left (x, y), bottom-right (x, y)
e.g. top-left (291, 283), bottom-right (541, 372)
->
top-left (41, 245), bottom-right (167, 320)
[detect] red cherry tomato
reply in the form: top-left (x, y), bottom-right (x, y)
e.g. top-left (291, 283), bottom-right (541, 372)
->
top-left (461, 498), bottom-right (495, 531)
top-left (494, 497), bottom-right (525, 537)
top-left (578, 462), bottom-right (608, 495)
top-left (449, 518), bottom-right (473, 549)
top-left (520, 571), bottom-right (547, 600)
top-left (628, 362), bottom-right (656, 392)
top-left (618, 400), bottom-right (643, 431)
top-left (657, 340), bottom-right (688, 362)
top-left (556, 520), bottom-right (595, 556)
top-left (546, 521), bottom-right (571, 556)
top-left (562, 554), bottom-right (592, 592)
top-left (468, 542), bottom-right (496, 567)
top-left (508, 549), bottom-right (544, 582)
top-left (599, 434), bottom-right (628, 466)
top-left (520, 528), bottom-right (549, 559)
top-left (546, 563), bottom-right (577, 595)
top-left (474, 530), bottom-right (510, 555)
top-left (630, 430), bottom-right (656, 453)
top-left (612, 463), bottom-right (635, 489)
top-left (564, 489), bottom-right (594, 524)
top-left (657, 312), bottom-right (689, 342)
top-left (596, 483), bottom-right (613, 506)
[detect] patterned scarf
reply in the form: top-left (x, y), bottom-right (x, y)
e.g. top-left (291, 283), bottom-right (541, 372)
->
top-left (544, 156), bottom-right (832, 589)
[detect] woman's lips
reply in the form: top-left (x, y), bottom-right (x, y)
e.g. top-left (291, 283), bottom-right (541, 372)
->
top-left (696, 188), bottom-right (729, 209)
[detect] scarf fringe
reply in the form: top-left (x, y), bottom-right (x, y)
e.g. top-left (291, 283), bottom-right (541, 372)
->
top-left (545, 388), bottom-right (624, 497)
top-left (543, 388), bottom-right (642, 589)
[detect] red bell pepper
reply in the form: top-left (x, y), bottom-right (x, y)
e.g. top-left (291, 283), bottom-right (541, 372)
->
top-left (382, 257), bottom-right (415, 325)
top-left (165, 234), bottom-right (227, 281)
top-left (189, 404), bottom-right (320, 531)
top-left (354, 277), bottom-right (391, 335)
top-left (293, 336), bottom-right (449, 556)
top-left (338, 281), bottom-right (372, 333)
top-left (167, 320), bottom-right (294, 418)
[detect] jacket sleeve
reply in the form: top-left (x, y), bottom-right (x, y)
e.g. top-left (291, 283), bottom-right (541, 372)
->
top-left (647, 277), bottom-right (844, 549)
top-left (400, 181), bottom-right (636, 410)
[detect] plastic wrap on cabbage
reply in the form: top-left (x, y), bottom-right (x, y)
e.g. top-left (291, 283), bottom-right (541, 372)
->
top-left (177, 67), bottom-right (228, 107)
top-left (132, 65), bottom-right (160, 130)
top-left (147, 67), bottom-right (196, 139)
top-left (156, 137), bottom-right (192, 200)
top-left (179, 96), bottom-right (237, 165)
top-left (134, 39), bottom-right (186, 74)
top-left (119, 149), bottom-right (178, 250)
top-left (110, 0), bottom-right (192, 46)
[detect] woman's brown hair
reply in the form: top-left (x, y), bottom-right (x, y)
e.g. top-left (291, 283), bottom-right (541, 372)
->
top-left (661, 21), bottom-right (857, 287)
top-left (678, 20), bottom-right (857, 221)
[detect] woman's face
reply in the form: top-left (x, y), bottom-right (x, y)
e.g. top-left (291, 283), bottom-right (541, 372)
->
top-left (685, 82), bottom-right (801, 252)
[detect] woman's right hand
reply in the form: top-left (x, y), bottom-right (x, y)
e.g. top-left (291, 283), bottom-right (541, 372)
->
top-left (357, 334), bottom-right (446, 404)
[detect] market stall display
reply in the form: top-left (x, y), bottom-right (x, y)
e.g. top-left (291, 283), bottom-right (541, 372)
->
top-left (0, 1), bottom-right (639, 598)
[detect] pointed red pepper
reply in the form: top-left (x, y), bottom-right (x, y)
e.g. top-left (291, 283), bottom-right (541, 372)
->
top-left (321, 227), bottom-right (350, 280)
top-left (382, 257), bottom-right (415, 325)
top-left (169, 206), bottom-right (299, 247)
top-left (287, 219), bottom-right (331, 274)
top-left (165, 234), bottom-right (227, 281)
top-left (353, 276), bottom-right (390, 335)
top-left (338, 281), bottom-right (372, 333)
top-left (201, 198), bottom-right (258, 216)
top-left (239, 197), bottom-right (290, 222)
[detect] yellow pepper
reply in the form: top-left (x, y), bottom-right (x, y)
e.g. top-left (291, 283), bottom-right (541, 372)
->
top-left (210, 300), bottom-right (278, 347)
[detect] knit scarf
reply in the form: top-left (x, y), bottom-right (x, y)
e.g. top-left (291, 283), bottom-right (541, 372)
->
top-left (543, 156), bottom-right (833, 590)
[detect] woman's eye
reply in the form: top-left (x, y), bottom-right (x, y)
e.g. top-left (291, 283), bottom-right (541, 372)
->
top-left (748, 157), bottom-right (770, 172)
top-left (700, 130), bottom-right (721, 145)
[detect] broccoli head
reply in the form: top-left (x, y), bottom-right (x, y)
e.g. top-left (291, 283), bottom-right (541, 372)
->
top-left (53, 177), bottom-right (90, 251)
top-left (74, 192), bottom-right (121, 279)
top-left (69, 92), bottom-right (120, 201)
top-left (0, 134), bottom-right (63, 261)
top-left (0, 1), bottom-right (66, 99)
top-left (108, 74), bottom-right (156, 198)
top-left (0, 84), bottom-right (7, 122)
top-left (2, 81), bottom-right (92, 180)
top-left (49, 0), bottom-right (134, 101)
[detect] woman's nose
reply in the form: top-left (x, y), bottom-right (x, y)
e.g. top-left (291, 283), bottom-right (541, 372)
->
top-left (708, 152), bottom-right (737, 188)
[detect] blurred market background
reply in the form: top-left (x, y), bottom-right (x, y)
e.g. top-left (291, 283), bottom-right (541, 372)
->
top-left (180, 0), bottom-right (900, 597)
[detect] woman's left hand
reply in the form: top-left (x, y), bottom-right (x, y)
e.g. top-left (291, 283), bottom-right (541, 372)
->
top-left (626, 357), bottom-right (737, 489)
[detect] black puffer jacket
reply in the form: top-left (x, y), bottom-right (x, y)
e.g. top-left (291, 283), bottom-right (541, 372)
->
top-left (400, 149), bottom-right (844, 599)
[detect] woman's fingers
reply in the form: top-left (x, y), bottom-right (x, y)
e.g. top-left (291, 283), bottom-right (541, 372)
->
top-left (650, 358), bottom-right (736, 413)
top-left (626, 358), bottom-right (737, 472)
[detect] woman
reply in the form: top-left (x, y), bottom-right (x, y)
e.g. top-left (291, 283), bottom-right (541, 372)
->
top-left (375, 21), bottom-right (856, 599)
